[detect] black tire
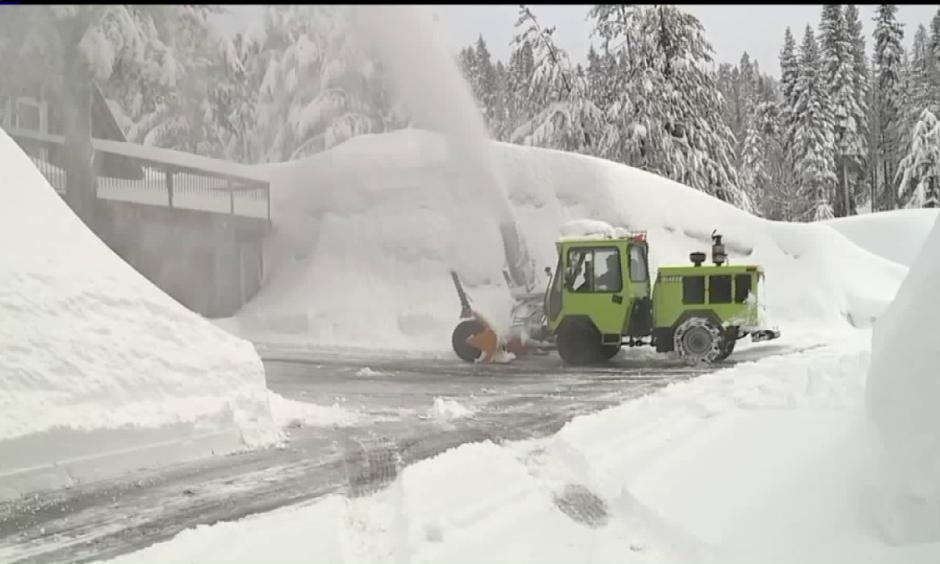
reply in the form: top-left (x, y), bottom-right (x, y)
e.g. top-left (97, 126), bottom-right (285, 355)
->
top-left (452, 319), bottom-right (485, 362)
top-left (556, 319), bottom-right (603, 366)
top-left (600, 344), bottom-right (622, 361)
top-left (673, 317), bottom-right (723, 366)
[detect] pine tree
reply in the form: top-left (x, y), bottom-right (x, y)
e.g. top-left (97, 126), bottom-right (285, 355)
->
top-left (505, 40), bottom-right (535, 142)
top-left (778, 27), bottom-right (800, 160)
top-left (872, 4), bottom-right (906, 210)
top-left (905, 27), bottom-right (937, 131)
top-left (752, 102), bottom-right (801, 220)
top-left (931, 8), bottom-right (940, 100)
top-left (793, 26), bottom-right (837, 220)
top-left (474, 36), bottom-right (499, 133)
top-left (509, 5), bottom-right (603, 153)
top-left (493, 60), bottom-right (510, 140)
top-left (896, 108), bottom-right (940, 208)
top-left (117, 6), bottom-right (242, 158)
top-left (740, 100), bottom-right (768, 211)
top-left (843, 4), bottom-right (871, 211)
top-left (589, 5), bottom-right (749, 210)
top-left (585, 45), bottom-right (617, 117)
top-left (820, 4), bottom-right (864, 217)
top-left (251, 5), bottom-right (386, 162)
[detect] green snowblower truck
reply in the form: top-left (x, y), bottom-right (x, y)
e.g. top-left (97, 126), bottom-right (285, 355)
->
top-left (450, 229), bottom-right (780, 365)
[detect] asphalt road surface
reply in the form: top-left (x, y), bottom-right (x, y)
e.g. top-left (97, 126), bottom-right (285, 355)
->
top-left (0, 343), bottom-right (804, 563)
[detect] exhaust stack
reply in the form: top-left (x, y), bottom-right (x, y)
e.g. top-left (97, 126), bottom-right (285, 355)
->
top-left (711, 230), bottom-right (727, 266)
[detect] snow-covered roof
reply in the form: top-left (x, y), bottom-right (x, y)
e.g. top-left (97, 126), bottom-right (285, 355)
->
top-left (556, 219), bottom-right (645, 242)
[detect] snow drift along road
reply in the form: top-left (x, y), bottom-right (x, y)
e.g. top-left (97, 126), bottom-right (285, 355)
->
top-left (0, 129), bottom-right (279, 499)
top-left (226, 128), bottom-right (906, 351)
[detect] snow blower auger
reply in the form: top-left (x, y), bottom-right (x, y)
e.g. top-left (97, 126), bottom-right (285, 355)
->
top-left (449, 270), bottom-right (553, 363)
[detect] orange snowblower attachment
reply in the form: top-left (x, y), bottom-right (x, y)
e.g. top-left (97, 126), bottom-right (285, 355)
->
top-left (449, 270), bottom-right (542, 363)
top-left (450, 271), bottom-right (501, 362)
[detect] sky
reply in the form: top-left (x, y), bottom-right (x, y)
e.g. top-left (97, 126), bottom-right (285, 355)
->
top-left (212, 5), bottom-right (938, 77)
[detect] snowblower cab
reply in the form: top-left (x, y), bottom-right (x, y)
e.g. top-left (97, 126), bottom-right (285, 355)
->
top-left (543, 231), bottom-right (653, 365)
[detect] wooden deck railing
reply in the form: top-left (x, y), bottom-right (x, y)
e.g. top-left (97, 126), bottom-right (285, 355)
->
top-left (4, 127), bottom-right (271, 223)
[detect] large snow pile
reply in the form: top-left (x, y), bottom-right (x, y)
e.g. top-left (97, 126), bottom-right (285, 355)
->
top-left (824, 208), bottom-right (940, 267)
top-left (225, 129), bottom-right (905, 350)
top-left (99, 329), bottom-right (940, 564)
top-left (866, 213), bottom-right (940, 544)
top-left (0, 129), bottom-right (279, 496)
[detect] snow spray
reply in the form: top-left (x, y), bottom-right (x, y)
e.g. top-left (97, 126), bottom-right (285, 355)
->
top-left (354, 5), bottom-right (535, 289)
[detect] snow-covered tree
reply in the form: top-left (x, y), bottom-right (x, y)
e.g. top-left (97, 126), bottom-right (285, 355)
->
top-left (114, 6), bottom-right (243, 158)
top-left (739, 101), bottom-right (769, 211)
top-left (585, 44), bottom-right (619, 119)
top-left (589, 4), bottom-right (750, 210)
top-left (820, 4), bottom-right (864, 217)
top-left (779, 27), bottom-right (800, 156)
top-left (456, 37), bottom-right (503, 137)
top-left (931, 8), bottom-right (940, 95)
top-left (907, 27), bottom-right (938, 121)
top-left (509, 6), bottom-right (604, 154)
top-left (251, 5), bottom-right (388, 163)
top-left (505, 39), bottom-right (535, 140)
top-left (492, 59), bottom-right (510, 139)
top-left (872, 4), bottom-right (906, 210)
top-left (844, 4), bottom-right (871, 210)
top-left (896, 108), bottom-right (940, 208)
top-left (473, 37), bottom-right (500, 133)
top-left (793, 26), bottom-right (837, 221)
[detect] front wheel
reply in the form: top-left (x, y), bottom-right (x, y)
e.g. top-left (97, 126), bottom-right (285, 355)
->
top-left (673, 317), bottom-right (723, 366)
top-left (556, 319), bottom-right (603, 366)
top-left (600, 344), bottom-right (621, 361)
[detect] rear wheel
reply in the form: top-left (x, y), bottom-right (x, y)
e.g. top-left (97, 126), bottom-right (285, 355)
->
top-left (452, 319), bottom-right (485, 362)
top-left (556, 319), bottom-right (603, 366)
top-left (673, 317), bottom-right (723, 366)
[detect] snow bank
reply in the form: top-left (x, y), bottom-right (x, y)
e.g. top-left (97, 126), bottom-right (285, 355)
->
top-left (227, 129), bottom-right (905, 350)
top-left (866, 213), bottom-right (940, 544)
top-left (824, 208), bottom-right (940, 267)
top-left (0, 129), bottom-right (279, 499)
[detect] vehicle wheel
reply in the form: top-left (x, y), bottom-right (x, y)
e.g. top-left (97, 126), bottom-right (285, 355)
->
top-left (673, 317), bottom-right (723, 366)
top-left (556, 319), bottom-right (603, 366)
top-left (600, 344), bottom-right (622, 361)
top-left (452, 319), bottom-right (485, 362)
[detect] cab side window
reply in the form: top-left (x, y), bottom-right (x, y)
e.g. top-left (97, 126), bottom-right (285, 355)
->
top-left (566, 247), bottom-right (622, 293)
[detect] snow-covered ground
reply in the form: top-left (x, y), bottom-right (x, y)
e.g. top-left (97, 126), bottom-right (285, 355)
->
top-left (96, 321), bottom-right (940, 564)
top-left (824, 208), bottom-right (939, 267)
top-left (222, 128), bottom-right (906, 352)
top-left (0, 129), bottom-right (280, 500)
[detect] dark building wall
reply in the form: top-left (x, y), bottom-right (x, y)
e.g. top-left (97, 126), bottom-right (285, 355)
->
top-left (95, 200), bottom-right (266, 318)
